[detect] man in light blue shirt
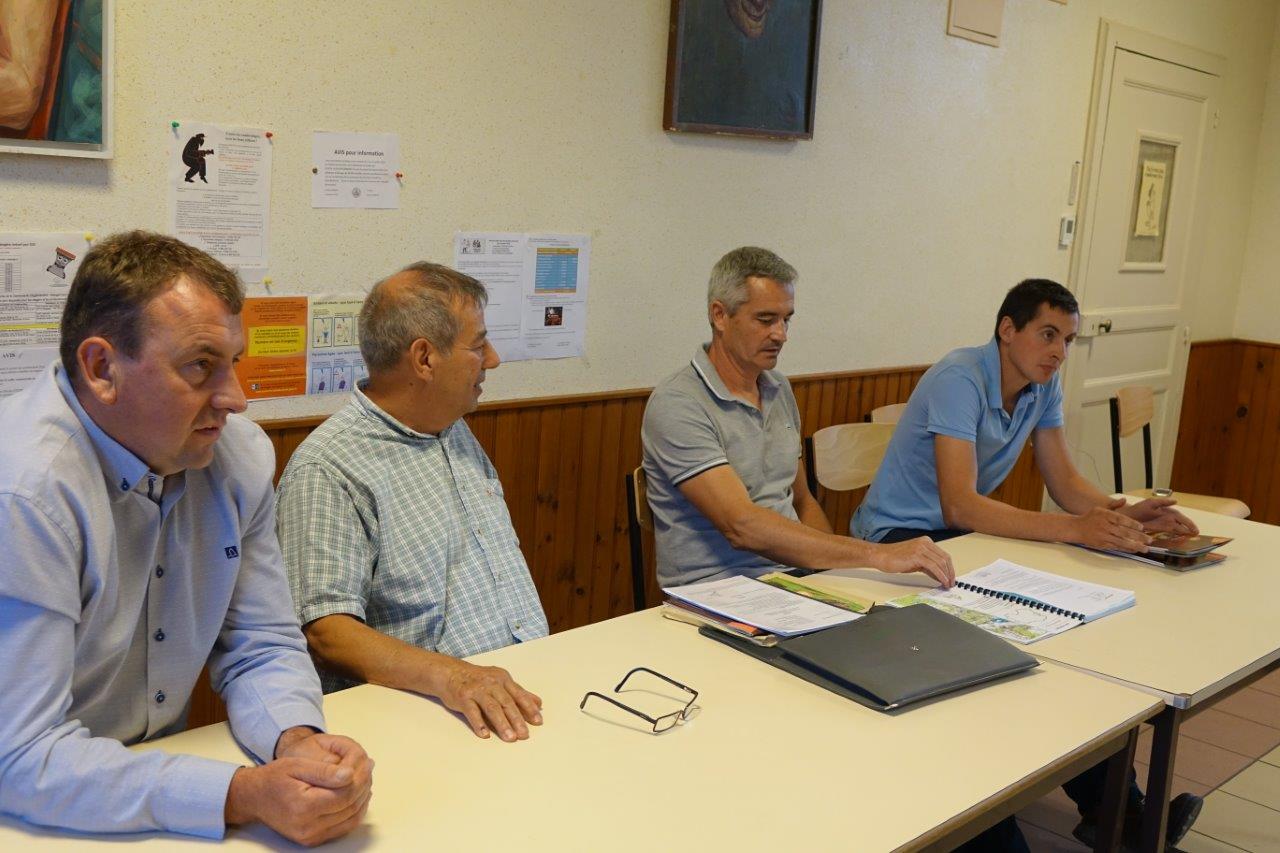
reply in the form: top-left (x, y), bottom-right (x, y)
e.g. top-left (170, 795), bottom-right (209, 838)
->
top-left (853, 278), bottom-right (1201, 849)
top-left (277, 262), bottom-right (549, 745)
top-left (0, 232), bottom-right (372, 845)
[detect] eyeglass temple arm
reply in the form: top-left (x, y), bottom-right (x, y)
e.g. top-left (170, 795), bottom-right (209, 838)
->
top-left (615, 666), bottom-right (699, 703)
top-left (579, 691), bottom-right (664, 727)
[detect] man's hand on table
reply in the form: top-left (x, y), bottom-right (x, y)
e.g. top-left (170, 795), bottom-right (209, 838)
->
top-left (224, 728), bottom-right (374, 847)
top-left (427, 657), bottom-right (543, 742)
top-left (1116, 496), bottom-right (1200, 536)
top-left (1071, 500), bottom-right (1152, 552)
top-left (868, 537), bottom-right (956, 588)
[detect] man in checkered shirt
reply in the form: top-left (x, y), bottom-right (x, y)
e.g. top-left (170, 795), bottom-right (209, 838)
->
top-left (277, 262), bottom-right (549, 743)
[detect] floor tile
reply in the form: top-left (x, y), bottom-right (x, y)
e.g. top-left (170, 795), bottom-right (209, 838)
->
top-left (1019, 820), bottom-right (1087, 852)
top-left (1250, 667), bottom-right (1280, 698)
top-left (1221, 760), bottom-right (1280, 810)
top-left (1147, 737), bottom-right (1257, 788)
top-left (1183, 708), bottom-right (1280, 760)
top-left (1017, 786), bottom-right (1082, 840)
top-left (1180, 829), bottom-right (1251, 852)
top-left (1263, 745), bottom-right (1280, 768)
top-left (1135, 761), bottom-right (1213, 799)
top-left (1193, 790), bottom-right (1280, 852)
top-left (1214, 688), bottom-right (1280, 729)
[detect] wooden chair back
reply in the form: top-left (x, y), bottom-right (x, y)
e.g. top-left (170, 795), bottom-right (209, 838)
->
top-left (869, 402), bottom-right (908, 425)
top-left (810, 423), bottom-right (896, 492)
top-left (1113, 386), bottom-right (1155, 438)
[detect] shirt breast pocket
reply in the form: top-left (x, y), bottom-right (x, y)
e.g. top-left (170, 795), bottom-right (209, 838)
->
top-left (468, 477), bottom-right (521, 548)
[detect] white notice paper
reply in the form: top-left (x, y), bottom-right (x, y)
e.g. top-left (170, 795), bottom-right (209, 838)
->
top-left (454, 231), bottom-right (590, 362)
top-left (308, 296), bottom-right (366, 394)
top-left (311, 132), bottom-right (401, 209)
top-left (168, 122), bottom-right (272, 269)
top-left (1135, 160), bottom-right (1167, 238)
top-left (0, 232), bottom-right (90, 397)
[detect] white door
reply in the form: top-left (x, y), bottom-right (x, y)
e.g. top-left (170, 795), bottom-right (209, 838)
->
top-left (1061, 24), bottom-right (1223, 497)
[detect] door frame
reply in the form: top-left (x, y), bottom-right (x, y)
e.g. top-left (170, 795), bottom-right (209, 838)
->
top-left (1061, 21), bottom-right (1226, 489)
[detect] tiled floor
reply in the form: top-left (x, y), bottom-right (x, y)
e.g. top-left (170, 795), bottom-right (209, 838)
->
top-left (1015, 665), bottom-right (1280, 851)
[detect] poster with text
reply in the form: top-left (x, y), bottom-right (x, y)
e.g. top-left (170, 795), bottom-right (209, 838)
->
top-left (453, 232), bottom-right (589, 361)
top-left (234, 296), bottom-right (308, 399)
top-left (168, 121), bottom-right (272, 269)
top-left (0, 232), bottom-right (91, 397)
top-left (311, 131), bottom-right (401, 209)
top-left (309, 296), bottom-right (365, 394)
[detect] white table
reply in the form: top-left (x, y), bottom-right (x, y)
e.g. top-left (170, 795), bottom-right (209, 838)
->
top-left (0, 609), bottom-right (1158, 851)
top-left (812, 506), bottom-right (1280, 850)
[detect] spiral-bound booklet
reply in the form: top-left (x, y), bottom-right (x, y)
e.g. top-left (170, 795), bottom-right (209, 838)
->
top-left (886, 559), bottom-right (1135, 644)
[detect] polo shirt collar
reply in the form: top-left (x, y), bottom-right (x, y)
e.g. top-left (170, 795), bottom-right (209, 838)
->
top-left (690, 344), bottom-right (781, 406)
top-left (54, 363), bottom-right (162, 499)
top-left (353, 381), bottom-right (452, 441)
top-left (981, 338), bottom-right (1041, 412)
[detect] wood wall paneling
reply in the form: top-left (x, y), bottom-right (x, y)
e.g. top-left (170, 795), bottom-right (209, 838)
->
top-left (1172, 339), bottom-right (1280, 524)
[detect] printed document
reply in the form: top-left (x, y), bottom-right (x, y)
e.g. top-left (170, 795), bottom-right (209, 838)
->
top-left (663, 575), bottom-right (859, 637)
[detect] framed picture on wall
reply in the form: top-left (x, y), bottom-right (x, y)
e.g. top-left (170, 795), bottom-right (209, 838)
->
top-left (663, 0), bottom-right (823, 140)
top-left (0, 0), bottom-right (114, 158)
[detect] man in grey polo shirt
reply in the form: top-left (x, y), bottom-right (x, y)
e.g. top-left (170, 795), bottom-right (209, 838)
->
top-left (277, 262), bottom-right (549, 745)
top-left (642, 246), bottom-right (954, 590)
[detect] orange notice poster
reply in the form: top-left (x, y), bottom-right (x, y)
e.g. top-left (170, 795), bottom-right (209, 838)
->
top-left (234, 296), bottom-right (308, 399)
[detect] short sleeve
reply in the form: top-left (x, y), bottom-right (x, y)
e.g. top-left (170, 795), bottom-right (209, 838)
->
top-left (1036, 375), bottom-right (1065, 430)
top-left (275, 461), bottom-right (375, 627)
top-left (642, 388), bottom-right (728, 487)
top-left (923, 367), bottom-right (985, 444)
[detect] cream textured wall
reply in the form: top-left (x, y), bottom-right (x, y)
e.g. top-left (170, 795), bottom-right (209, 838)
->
top-left (1, 0), bottom-right (1276, 420)
top-left (1234, 10), bottom-right (1280, 343)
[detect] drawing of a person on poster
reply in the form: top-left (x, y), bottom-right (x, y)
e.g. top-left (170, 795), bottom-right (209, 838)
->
top-left (182, 133), bottom-right (213, 183)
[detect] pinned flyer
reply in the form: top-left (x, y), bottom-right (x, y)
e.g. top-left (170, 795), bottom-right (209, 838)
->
top-left (0, 232), bottom-right (92, 397)
top-left (311, 131), bottom-right (401, 209)
top-left (453, 231), bottom-right (590, 362)
top-left (308, 296), bottom-right (366, 394)
top-left (167, 122), bottom-right (272, 269)
top-left (234, 296), bottom-right (308, 399)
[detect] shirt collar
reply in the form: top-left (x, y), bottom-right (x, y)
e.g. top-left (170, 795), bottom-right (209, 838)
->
top-left (690, 344), bottom-right (780, 406)
top-left (981, 338), bottom-right (1040, 413)
top-left (54, 363), bottom-right (163, 499)
top-left (353, 380), bottom-right (451, 441)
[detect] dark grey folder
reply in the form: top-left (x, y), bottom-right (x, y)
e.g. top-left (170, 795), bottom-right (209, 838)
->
top-left (701, 603), bottom-right (1038, 711)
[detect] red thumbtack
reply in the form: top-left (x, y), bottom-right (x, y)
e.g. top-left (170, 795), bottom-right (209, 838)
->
top-left (395, 172), bottom-right (404, 179)
top-left (264, 131), bottom-right (273, 139)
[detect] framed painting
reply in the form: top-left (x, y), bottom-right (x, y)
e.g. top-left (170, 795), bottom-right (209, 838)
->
top-left (663, 0), bottom-right (822, 140)
top-left (0, 0), bottom-right (113, 158)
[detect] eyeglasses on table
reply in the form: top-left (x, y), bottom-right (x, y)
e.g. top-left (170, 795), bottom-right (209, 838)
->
top-left (579, 666), bottom-right (700, 733)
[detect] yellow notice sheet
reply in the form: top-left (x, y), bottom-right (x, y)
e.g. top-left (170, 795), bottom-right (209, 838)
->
top-left (234, 296), bottom-right (307, 399)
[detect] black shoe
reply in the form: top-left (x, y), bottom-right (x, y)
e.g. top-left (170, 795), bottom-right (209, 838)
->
top-left (1071, 793), bottom-right (1202, 851)
top-left (1165, 793), bottom-right (1203, 847)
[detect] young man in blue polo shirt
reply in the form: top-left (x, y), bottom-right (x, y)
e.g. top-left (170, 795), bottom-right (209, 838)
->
top-left (853, 278), bottom-right (1201, 849)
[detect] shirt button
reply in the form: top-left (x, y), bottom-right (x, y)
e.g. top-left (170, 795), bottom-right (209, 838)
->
top-left (155, 690), bottom-right (166, 704)
top-left (155, 566), bottom-right (165, 578)
top-left (154, 629), bottom-right (165, 642)
top-left (514, 622), bottom-right (521, 630)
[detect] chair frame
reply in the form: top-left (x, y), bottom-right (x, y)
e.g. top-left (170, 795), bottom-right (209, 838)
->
top-left (1108, 396), bottom-right (1154, 493)
top-left (624, 468), bottom-right (650, 611)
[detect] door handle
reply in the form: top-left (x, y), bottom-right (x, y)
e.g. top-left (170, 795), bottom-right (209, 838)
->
top-left (1098, 319), bottom-right (1113, 334)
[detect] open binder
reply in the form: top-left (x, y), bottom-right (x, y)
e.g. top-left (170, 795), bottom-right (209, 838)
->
top-left (701, 603), bottom-right (1037, 711)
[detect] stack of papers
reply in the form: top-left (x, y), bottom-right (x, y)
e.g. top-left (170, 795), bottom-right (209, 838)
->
top-left (662, 575), bottom-right (861, 638)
